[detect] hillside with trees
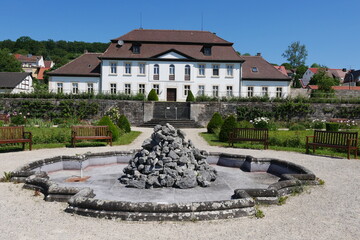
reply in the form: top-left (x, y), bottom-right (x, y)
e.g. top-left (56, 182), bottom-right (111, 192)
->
top-left (0, 36), bottom-right (109, 69)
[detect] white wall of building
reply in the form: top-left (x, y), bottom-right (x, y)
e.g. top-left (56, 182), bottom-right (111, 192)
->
top-left (5, 75), bottom-right (34, 94)
top-left (49, 76), bottom-right (100, 94)
top-left (241, 80), bottom-right (290, 98)
top-left (101, 59), bottom-right (241, 101)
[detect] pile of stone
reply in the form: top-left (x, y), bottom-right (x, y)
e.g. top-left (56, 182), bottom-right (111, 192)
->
top-left (119, 123), bottom-right (217, 189)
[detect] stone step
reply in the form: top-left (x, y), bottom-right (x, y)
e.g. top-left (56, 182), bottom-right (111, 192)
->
top-left (140, 119), bottom-right (202, 128)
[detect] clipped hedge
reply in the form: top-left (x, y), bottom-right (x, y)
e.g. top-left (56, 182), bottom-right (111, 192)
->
top-left (147, 89), bottom-right (159, 101)
top-left (207, 112), bottom-right (223, 133)
top-left (118, 114), bottom-right (131, 133)
top-left (326, 122), bottom-right (340, 131)
top-left (219, 115), bottom-right (237, 142)
top-left (98, 116), bottom-right (120, 141)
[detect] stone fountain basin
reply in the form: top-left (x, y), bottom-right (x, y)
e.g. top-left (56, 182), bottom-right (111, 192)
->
top-left (11, 151), bottom-right (318, 221)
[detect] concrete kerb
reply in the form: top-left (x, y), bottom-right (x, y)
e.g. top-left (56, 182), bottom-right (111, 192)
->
top-left (10, 151), bottom-right (320, 221)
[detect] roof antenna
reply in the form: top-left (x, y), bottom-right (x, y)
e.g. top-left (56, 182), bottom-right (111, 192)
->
top-left (201, 12), bottom-right (204, 31)
top-left (139, 12), bottom-right (143, 30)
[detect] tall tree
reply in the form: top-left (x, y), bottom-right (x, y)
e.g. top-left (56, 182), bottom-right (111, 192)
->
top-left (0, 49), bottom-right (22, 72)
top-left (282, 41), bottom-right (308, 68)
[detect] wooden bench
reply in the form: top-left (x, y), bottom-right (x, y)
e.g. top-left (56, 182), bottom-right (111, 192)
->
top-left (71, 125), bottom-right (112, 147)
top-left (0, 126), bottom-right (32, 150)
top-left (306, 130), bottom-right (358, 159)
top-left (0, 114), bottom-right (10, 123)
top-left (228, 128), bottom-right (269, 149)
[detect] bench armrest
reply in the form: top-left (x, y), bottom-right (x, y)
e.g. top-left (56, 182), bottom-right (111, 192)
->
top-left (107, 130), bottom-right (113, 138)
top-left (306, 136), bottom-right (314, 144)
top-left (71, 130), bottom-right (77, 138)
top-left (347, 138), bottom-right (358, 146)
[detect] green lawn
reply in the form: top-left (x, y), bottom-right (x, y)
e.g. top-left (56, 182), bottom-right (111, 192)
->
top-left (200, 130), bottom-right (360, 159)
top-left (0, 127), bottom-right (141, 152)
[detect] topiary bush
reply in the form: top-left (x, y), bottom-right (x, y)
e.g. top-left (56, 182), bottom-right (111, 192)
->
top-left (118, 114), bottom-right (131, 133)
top-left (147, 89), bottom-right (159, 101)
top-left (326, 122), bottom-right (339, 131)
top-left (97, 116), bottom-right (120, 141)
top-left (207, 112), bottom-right (223, 133)
top-left (186, 90), bottom-right (195, 102)
top-left (219, 115), bottom-right (237, 142)
top-left (289, 123), bottom-right (306, 131)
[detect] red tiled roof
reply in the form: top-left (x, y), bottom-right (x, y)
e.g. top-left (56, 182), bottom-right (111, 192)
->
top-left (14, 54), bottom-right (41, 63)
top-left (48, 53), bottom-right (101, 77)
top-left (242, 56), bottom-right (291, 80)
top-left (37, 67), bottom-right (50, 80)
top-left (102, 29), bottom-right (243, 62)
top-left (44, 61), bottom-right (53, 68)
top-left (112, 29), bottom-right (232, 44)
top-left (274, 66), bottom-right (288, 76)
top-left (307, 85), bottom-right (360, 90)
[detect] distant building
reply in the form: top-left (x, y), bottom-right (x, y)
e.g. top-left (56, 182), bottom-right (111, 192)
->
top-left (302, 68), bottom-right (346, 86)
top-left (48, 29), bottom-right (291, 100)
top-left (13, 54), bottom-right (54, 79)
top-left (0, 72), bottom-right (33, 93)
top-left (344, 70), bottom-right (360, 86)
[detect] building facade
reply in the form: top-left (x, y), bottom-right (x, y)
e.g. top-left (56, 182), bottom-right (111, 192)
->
top-left (48, 29), bottom-right (291, 101)
top-left (0, 72), bottom-right (33, 93)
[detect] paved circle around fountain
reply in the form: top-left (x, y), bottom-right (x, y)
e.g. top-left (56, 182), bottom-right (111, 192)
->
top-left (48, 163), bottom-right (280, 203)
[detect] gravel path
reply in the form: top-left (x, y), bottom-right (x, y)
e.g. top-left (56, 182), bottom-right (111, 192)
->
top-left (0, 127), bottom-right (359, 240)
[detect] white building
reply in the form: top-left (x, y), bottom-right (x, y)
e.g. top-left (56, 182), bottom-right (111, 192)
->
top-left (0, 72), bottom-right (33, 93)
top-left (48, 29), bottom-right (291, 101)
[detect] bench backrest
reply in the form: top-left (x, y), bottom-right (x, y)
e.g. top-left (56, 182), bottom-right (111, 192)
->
top-left (0, 126), bottom-right (24, 140)
top-left (314, 130), bottom-right (358, 147)
top-left (72, 126), bottom-right (109, 137)
top-left (231, 128), bottom-right (268, 140)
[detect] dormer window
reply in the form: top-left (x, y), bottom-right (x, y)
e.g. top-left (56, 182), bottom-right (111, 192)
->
top-left (132, 44), bottom-right (141, 54)
top-left (203, 46), bottom-right (212, 56)
top-left (252, 67), bottom-right (258, 72)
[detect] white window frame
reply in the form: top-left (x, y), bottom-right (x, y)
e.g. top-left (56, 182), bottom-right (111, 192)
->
top-left (154, 64), bottom-right (159, 75)
top-left (262, 87), bottom-right (268, 97)
top-left (72, 83), bottom-right (79, 94)
top-left (226, 86), bottom-right (233, 97)
top-left (110, 62), bottom-right (117, 74)
top-left (226, 64), bottom-right (234, 77)
top-left (169, 64), bottom-right (175, 75)
top-left (198, 64), bottom-right (205, 76)
top-left (138, 63), bottom-right (146, 75)
top-left (110, 83), bottom-right (117, 94)
top-left (184, 85), bottom-right (190, 96)
top-left (198, 85), bottom-right (205, 96)
top-left (139, 84), bottom-right (145, 94)
top-left (153, 84), bottom-right (160, 95)
top-left (212, 64), bottom-right (219, 77)
top-left (247, 86), bottom-right (254, 97)
top-left (212, 86), bottom-right (219, 97)
top-left (57, 83), bottom-right (63, 93)
top-left (125, 83), bottom-right (131, 95)
top-left (87, 83), bottom-right (94, 94)
top-left (124, 62), bottom-right (132, 75)
top-left (276, 87), bottom-right (283, 98)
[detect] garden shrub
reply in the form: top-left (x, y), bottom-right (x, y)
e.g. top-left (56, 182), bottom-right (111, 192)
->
top-left (9, 112), bottom-right (26, 126)
top-left (237, 106), bottom-right (272, 121)
top-left (326, 122), bottom-right (339, 131)
top-left (0, 120), bottom-right (3, 127)
top-left (238, 120), bottom-right (253, 128)
top-left (289, 123), bottom-right (306, 131)
top-left (207, 112), bottom-right (223, 133)
top-left (283, 135), bottom-right (302, 147)
top-left (186, 90), bottom-right (195, 102)
top-left (273, 101), bottom-right (313, 121)
top-left (219, 115), bottom-right (237, 142)
top-left (97, 116), bottom-right (120, 141)
top-left (251, 117), bottom-right (270, 129)
top-left (147, 89), bottom-right (159, 101)
top-left (105, 106), bottom-right (121, 123)
top-left (311, 119), bottom-right (326, 129)
top-left (118, 114), bottom-right (131, 133)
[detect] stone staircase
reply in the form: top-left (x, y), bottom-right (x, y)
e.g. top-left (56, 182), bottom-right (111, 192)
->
top-left (140, 119), bottom-right (202, 128)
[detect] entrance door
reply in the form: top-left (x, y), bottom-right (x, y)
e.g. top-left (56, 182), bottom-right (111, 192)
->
top-left (167, 88), bottom-right (177, 101)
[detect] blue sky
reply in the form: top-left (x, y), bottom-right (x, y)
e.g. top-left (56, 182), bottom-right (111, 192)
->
top-left (1, 0), bottom-right (359, 69)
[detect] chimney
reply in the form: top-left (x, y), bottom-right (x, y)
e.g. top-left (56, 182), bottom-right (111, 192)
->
top-left (256, 53), bottom-right (261, 56)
